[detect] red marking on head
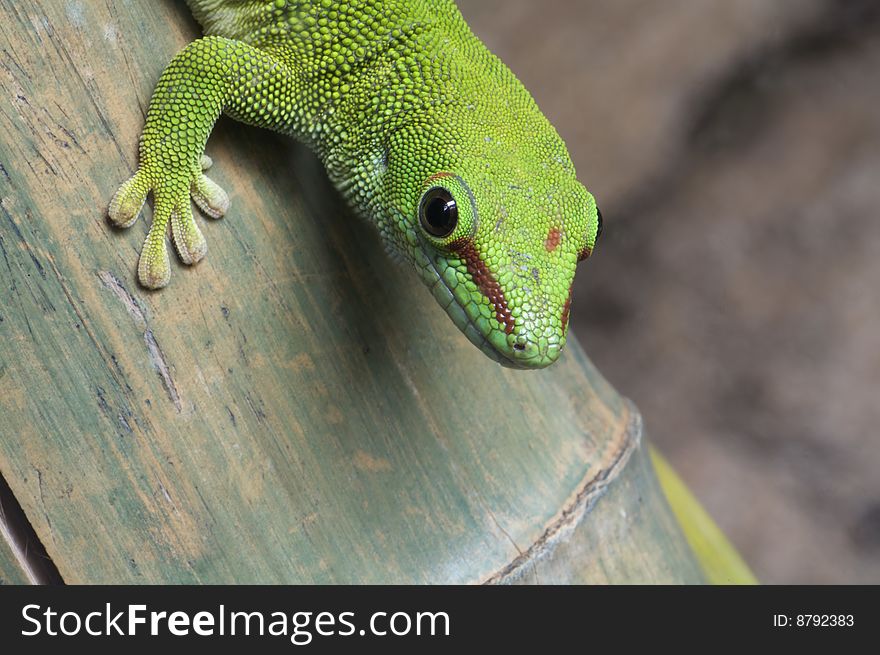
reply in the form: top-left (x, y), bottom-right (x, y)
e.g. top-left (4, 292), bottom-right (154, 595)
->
top-left (544, 227), bottom-right (562, 252)
top-left (425, 172), bottom-right (454, 185)
top-left (577, 246), bottom-right (592, 262)
top-left (561, 284), bottom-right (574, 332)
top-left (449, 240), bottom-right (516, 335)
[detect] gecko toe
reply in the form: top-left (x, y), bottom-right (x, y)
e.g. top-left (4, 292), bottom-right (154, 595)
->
top-left (136, 202), bottom-right (173, 289)
top-left (108, 172), bottom-right (148, 228)
top-left (171, 204), bottom-right (208, 265)
top-left (191, 172), bottom-right (229, 219)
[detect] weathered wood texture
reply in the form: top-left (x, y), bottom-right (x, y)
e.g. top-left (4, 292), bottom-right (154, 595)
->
top-left (0, 0), bottom-right (703, 583)
top-left (505, 436), bottom-right (703, 584)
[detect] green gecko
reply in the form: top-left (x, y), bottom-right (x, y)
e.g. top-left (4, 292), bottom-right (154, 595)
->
top-left (109, 0), bottom-right (602, 368)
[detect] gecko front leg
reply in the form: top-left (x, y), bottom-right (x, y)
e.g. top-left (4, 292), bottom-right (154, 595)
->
top-left (109, 36), bottom-right (301, 288)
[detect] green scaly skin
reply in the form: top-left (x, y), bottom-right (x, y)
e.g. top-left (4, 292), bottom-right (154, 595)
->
top-left (109, 0), bottom-right (601, 368)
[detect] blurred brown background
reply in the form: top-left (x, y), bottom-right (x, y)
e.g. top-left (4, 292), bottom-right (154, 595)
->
top-left (457, 0), bottom-right (880, 583)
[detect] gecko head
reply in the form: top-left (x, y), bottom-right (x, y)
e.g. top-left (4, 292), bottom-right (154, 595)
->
top-left (397, 162), bottom-right (602, 369)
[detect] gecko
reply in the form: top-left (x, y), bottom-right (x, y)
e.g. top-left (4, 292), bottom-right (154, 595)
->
top-left (109, 0), bottom-right (602, 368)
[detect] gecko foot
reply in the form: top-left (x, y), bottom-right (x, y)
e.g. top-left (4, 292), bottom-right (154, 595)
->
top-left (108, 155), bottom-right (229, 289)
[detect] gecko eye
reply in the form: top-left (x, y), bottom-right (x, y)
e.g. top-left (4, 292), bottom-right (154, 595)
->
top-left (596, 207), bottom-right (603, 241)
top-left (419, 187), bottom-right (458, 238)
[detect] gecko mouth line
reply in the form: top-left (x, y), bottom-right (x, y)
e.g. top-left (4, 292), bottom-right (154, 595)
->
top-left (419, 242), bottom-right (540, 369)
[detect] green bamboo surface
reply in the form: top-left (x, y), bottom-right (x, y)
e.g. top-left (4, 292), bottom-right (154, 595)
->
top-left (0, 0), bottom-right (705, 583)
top-left (652, 449), bottom-right (757, 585)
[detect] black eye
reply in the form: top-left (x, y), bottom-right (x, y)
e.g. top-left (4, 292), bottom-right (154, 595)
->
top-left (419, 188), bottom-right (458, 238)
top-left (596, 207), bottom-right (603, 241)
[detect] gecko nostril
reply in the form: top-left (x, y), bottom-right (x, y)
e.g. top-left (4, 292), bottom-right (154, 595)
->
top-left (513, 343), bottom-right (526, 352)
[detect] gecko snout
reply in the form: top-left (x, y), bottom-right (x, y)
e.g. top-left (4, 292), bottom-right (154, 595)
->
top-left (498, 326), bottom-right (564, 369)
